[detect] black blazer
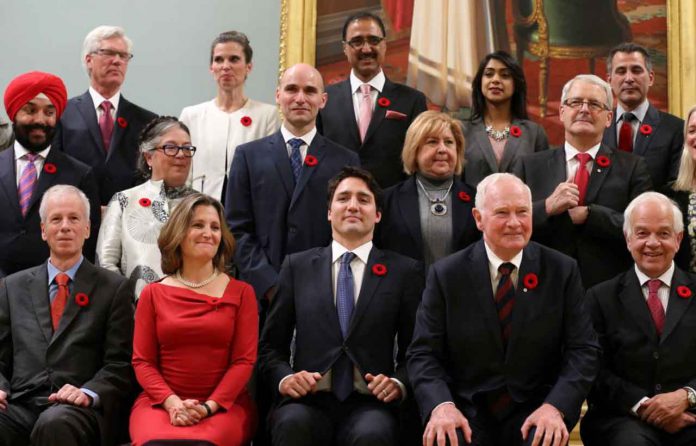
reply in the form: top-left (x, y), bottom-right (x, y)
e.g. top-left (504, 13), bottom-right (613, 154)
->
top-left (666, 188), bottom-right (692, 272)
top-left (53, 92), bottom-right (157, 204)
top-left (602, 103), bottom-right (684, 190)
top-left (515, 144), bottom-right (653, 287)
top-left (407, 240), bottom-right (600, 426)
top-left (0, 147), bottom-right (101, 277)
top-left (317, 78), bottom-right (427, 188)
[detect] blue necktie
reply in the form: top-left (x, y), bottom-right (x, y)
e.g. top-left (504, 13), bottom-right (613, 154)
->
top-left (288, 138), bottom-right (304, 183)
top-left (333, 252), bottom-right (356, 401)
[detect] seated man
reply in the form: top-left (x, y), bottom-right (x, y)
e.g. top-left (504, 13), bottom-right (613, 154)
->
top-left (582, 192), bottom-right (696, 445)
top-left (259, 166), bottom-right (423, 446)
top-left (0, 185), bottom-right (134, 446)
top-left (408, 173), bottom-right (601, 446)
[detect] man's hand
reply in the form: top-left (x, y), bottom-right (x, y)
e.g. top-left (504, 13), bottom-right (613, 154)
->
top-left (279, 371), bottom-right (322, 399)
top-left (423, 403), bottom-right (472, 446)
top-left (365, 373), bottom-right (402, 403)
top-left (568, 206), bottom-right (589, 225)
top-left (639, 390), bottom-right (689, 429)
top-left (545, 182), bottom-right (579, 216)
top-left (0, 390), bottom-right (7, 411)
top-left (47, 384), bottom-right (91, 407)
top-left (662, 412), bottom-right (696, 433)
top-left (520, 403), bottom-right (568, 446)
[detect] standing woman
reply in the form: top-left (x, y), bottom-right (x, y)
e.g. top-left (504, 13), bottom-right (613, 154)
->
top-left (180, 31), bottom-right (280, 202)
top-left (462, 50), bottom-right (548, 188)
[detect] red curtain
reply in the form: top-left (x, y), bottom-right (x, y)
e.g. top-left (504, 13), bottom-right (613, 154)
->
top-left (381, 0), bottom-right (414, 32)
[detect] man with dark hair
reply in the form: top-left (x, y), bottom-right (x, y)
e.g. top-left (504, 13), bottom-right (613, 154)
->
top-left (603, 42), bottom-right (683, 190)
top-left (317, 11), bottom-right (427, 188)
top-left (260, 166), bottom-right (423, 446)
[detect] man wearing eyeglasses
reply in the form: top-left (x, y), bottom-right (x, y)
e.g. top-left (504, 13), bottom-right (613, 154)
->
top-left (515, 74), bottom-right (652, 288)
top-left (52, 25), bottom-right (157, 205)
top-left (317, 12), bottom-right (427, 188)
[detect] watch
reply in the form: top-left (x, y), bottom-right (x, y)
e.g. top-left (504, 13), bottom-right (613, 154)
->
top-left (684, 387), bottom-right (696, 409)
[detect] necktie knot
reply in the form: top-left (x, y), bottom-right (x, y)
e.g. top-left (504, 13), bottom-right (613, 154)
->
top-left (100, 100), bottom-right (113, 113)
top-left (342, 252), bottom-right (356, 266)
top-left (360, 84), bottom-right (371, 96)
top-left (498, 262), bottom-right (515, 276)
top-left (55, 272), bottom-right (70, 288)
top-left (647, 279), bottom-right (662, 295)
top-left (24, 152), bottom-right (40, 163)
top-left (288, 138), bottom-right (304, 150)
top-left (622, 112), bottom-right (635, 123)
top-left (576, 153), bottom-right (592, 164)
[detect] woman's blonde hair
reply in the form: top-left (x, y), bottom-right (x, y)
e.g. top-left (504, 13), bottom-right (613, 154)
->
top-left (672, 105), bottom-right (696, 192)
top-left (401, 110), bottom-right (465, 175)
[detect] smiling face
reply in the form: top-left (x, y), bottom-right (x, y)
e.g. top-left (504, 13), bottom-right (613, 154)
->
top-left (41, 192), bottom-right (91, 264)
top-left (210, 41), bottom-right (251, 91)
top-left (416, 127), bottom-right (458, 179)
top-left (276, 64), bottom-right (327, 134)
top-left (343, 18), bottom-right (386, 82)
top-left (144, 126), bottom-right (192, 187)
top-left (13, 96), bottom-right (57, 152)
top-left (608, 51), bottom-right (654, 111)
top-left (328, 176), bottom-right (381, 247)
top-left (85, 36), bottom-right (129, 94)
top-left (560, 80), bottom-right (613, 148)
top-left (626, 199), bottom-right (682, 278)
top-left (481, 58), bottom-right (514, 105)
top-left (181, 205), bottom-right (222, 263)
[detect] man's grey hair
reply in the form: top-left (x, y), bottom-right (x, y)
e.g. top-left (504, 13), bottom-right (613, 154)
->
top-left (475, 173), bottom-right (532, 211)
top-left (560, 74), bottom-right (613, 110)
top-left (39, 185), bottom-right (90, 223)
top-left (81, 25), bottom-right (133, 74)
top-left (623, 191), bottom-right (683, 237)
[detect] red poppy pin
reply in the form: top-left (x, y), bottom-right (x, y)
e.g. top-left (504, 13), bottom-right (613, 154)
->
top-left (522, 273), bottom-right (538, 290)
top-left (639, 124), bottom-right (652, 136)
top-left (117, 117), bottom-right (128, 128)
top-left (240, 116), bottom-right (252, 127)
top-left (304, 155), bottom-right (318, 167)
top-left (372, 263), bottom-right (387, 276)
top-left (458, 191), bottom-right (471, 202)
top-left (377, 97), bottom-right (391, 108)
top-left (75, 293), bottom-right (90, 307)
top-left (43, 163), bottom-right (57, 174)
top-left (139, 198), bottom-right (152, 207)
top-left (510, 125), bottom-right (522, 137)
top-left (595, 155), bottom-right (611, 168)
top-left (677, 286), bottom-right (692, 299)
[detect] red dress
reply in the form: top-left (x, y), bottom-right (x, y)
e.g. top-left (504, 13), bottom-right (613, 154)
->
top-left (130, 277), bottom-right (258, 446)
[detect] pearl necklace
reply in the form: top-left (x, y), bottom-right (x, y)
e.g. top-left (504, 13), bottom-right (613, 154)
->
top-left (176, 269), bottom-right (219, 288)
top-left (485, 124), bottom-right (510, 141)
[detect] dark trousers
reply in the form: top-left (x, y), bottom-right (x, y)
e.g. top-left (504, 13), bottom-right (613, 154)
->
top-left (0, 401), bottom-right (99, 446)
top-left (581, 410), bottom-right (696, 446)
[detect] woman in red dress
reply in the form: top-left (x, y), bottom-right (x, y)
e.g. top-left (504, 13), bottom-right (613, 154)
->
top-left (130, 193), bottom-right (258, 445)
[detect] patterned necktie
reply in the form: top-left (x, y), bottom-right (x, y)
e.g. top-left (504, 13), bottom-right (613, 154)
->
top-left (51, 273), bottom-right (70, 331)
top-left (647, 279), bottom-right (665, 336)
top-left (574, 153), bottom-right (592, 206)
top-left (333, 252), bottom-right (356, 401)
top-left (288, 138), bottom-right (304, 183)
top-left (495, 262), bottom-right (516, 346)
top-left (358, 84), bottom-right (372, 142)
top-left (18, 152), bottom-right (40, 217)
top-left (99, 100), bottom-right (114, 152)
top-left (618, 112), bottom-right (635, 152)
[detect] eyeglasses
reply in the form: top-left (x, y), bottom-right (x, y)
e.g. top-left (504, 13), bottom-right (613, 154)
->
top-left (152, 144), bottom-right (196, 157)
top-left (344, 36), bottom-right (385, 49)
top-left (563, 98), bottom-right (609, 112)
top-left (92, 49), bottom-right (133, 61)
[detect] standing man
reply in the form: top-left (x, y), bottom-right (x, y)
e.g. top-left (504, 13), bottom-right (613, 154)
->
top-left (516, 74), bottom-right (652, 287)
top-left (603, 43), bottom-right (683, 190)
top-left (582, 192), bottom-right (696, 445)
top-left (53, 25), bottom-right (157, 205)
top-left (0, 71), bottom-right (100, 278)
top-left (259, 166), bottom-right (423, 445)
top-left (408, 173), bottom-right (600, 446)
top-left (317, 11), bottom-right (428, 188)
top-left (0, 185), bottom-right (134, 446)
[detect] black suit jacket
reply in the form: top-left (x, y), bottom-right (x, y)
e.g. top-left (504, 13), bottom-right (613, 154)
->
top-left (602, 103), bottom-right (683, 190)
top-left (666, 188), bottom-right (692, 272)
top-left (0, 260), bottom-right (134, 445)
top-left (515, 144), bottom-right (653, 287)
top-left (407, 241), bottom-right (600, 426)
top-left (53, 92), bottom-right (157, 204)
top-left (0, 147), bottom-right (101, 278)
top-left (317, 78), bottom-right (427, 188)
top-left (259, 245), bottom-right (423, 397)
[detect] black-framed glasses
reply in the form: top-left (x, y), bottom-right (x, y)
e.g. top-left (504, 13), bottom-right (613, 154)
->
top-left (344, 36), bottom-right (385, 49)
top-left (153, 144), bottom-right (196, 157)
top-left (563, 98), bottom-right (609, 112)
top-left (92, 48), bottom-right (133, 61)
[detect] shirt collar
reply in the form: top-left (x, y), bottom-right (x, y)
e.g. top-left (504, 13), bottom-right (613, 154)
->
top-left (280, 125), bottom-right (317, 147)
top-left (564, 141), bottom-right (601, 162)
top-left (89, 86), bottom-right (121, 112)
top-left (484, 241), bottom-right (523, 272)
top-left (47, 256), bottom-right (84, 285)
top-left (332, 240), bottom-right (373, 264)
top-left (635, 262), bottom-right (675, 287)
top-left (14, 140), bottom-right (51, 161)
top-left (616, 100), bottom-right (650, 123)
top-left (349, 69), bottom-right (385, 94)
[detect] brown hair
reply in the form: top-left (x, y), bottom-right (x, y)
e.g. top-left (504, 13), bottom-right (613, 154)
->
top-left (158, 193), bottom-right (235, 274)
top-left (401, 110), bottom-right (465, 175)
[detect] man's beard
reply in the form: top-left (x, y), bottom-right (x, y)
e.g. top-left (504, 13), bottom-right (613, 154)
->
top-left (12, 123), bottom-right (56, 152)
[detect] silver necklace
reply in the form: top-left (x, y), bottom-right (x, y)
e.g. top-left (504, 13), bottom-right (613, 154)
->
top-left (485, 124), bottom-right (510, 141)
top-left (176, 268), bottom-right (219, 288)
top-left (416, 178), bottom-right (453, 216)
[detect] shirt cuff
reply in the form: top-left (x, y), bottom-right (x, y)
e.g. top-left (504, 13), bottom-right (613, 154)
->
top-left (81, 388), bottom-right (100, 407)
top-left (432, 401), bottom-right (456, 415)
top-left (278, 374), bottom-right (293, 393)
top-left (631, 396), bottom-right (649, 416)
top-left (390, 378), bottom-right (407, 401)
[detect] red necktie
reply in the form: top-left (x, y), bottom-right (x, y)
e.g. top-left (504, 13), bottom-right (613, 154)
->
top-left (358, 84), bottom-right (372, 142)
top-left (99, 101), bottom-right (114, 152)
top-left (647, 279), bottom-right (665, 336)
top-left (495, 263), bottom-right (516, 346)
top-left (618, 112), bottom-right (634, 152)
top-left (51, 273), bottom-right (70, 330)
top-left (574, 153), bottom-right (592, 206)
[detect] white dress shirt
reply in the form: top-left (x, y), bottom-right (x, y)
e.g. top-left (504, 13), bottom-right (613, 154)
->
top-left (484, 242), bottom-right (524, 294)
top-left (349, 69), bottom-right (385, 122)
top-left (89, 86), bottom-right (120, 121)
top-left (615, 100), bottom-right (650, 147)
top-left (564, 142), bottom-right (602, 181)
top-left (14, 141), bottom-right (50, 187)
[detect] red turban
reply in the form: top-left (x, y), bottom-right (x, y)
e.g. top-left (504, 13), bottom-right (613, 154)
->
top-left (3, 71), bottom-right (68, 122)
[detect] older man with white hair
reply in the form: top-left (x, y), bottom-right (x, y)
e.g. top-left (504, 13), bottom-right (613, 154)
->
top-left (582, 192), bottom-right (696, 445)
top-left (515, 74), bottom-right (653, 288)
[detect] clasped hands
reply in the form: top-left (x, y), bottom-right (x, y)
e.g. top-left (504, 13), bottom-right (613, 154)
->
top-left (163, 395), bottom-right (215, 427)
top-left (637, 390), bottom-right (696, 433)
top-left (279, 370), bottom-right (402, 403)
top-left (545, 181), bottom-right (588, 225)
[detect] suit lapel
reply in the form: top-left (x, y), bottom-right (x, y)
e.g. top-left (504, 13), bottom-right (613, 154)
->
top-left (0, 148), bottom-right (21, 216)
top-left (362, 79), bottom-right (391, 146)
top-left (662, 268), bottom-right (695, 343)
top-left (29, 263), bottom-right (53, 343)
top-left (619, 271), bottom-right (659, 342)
top-left (584, 144), bottom-right (612, 204)
top-left (348, 248), bottom-right (384, 337)
top-left (498, 119), bottom-right (522, 172)
top-left (397, 178), bottom-right (423, 249)
top-left (26, 149), bottom-right (61, 214)
top-left (472, 122), bottom-right (499, 174)
top-left (633, 104), bottom-right (660, 156)
top-left (107, 96), bottom-right (130, 163)
top-left (51, 260), bottom-right (98, 344)
top-left (290, 134), bottom-right (326, 209)
top-left (336, 81), bottom-right (361, 147)
top-left (268, 132), bottom-right (294, 198)
top-left (451, 178), bottom-right (474, 249)
top-left (469, 242), bottom-right (505, 353)
top-left (506, 244), bottom-right (539, 358)
top-left (313, 247), bottom-right (343, 338)
top-left (75, 91), bottom-right (104, 154)
top-left (603, 113), bottom-right (618, 148)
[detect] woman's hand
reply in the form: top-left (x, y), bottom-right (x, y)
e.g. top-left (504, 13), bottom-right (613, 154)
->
top-left (163, 395), bottom-right (200, 426)
top-left (183, 399), bottom-right (207, 421)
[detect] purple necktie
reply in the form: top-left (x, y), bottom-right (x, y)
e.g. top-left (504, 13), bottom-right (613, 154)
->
top-left (18, 152), bottom-right (40, 217)
top-left (99, 101), bottom-right (114, 152)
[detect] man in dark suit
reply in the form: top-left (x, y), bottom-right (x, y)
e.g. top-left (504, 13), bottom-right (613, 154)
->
top-left (0, 71), bottom-right (100, 278)
top-left (603, 43), bottom-right (684, 190)
top-left (516, 74), bottom-right (652, 288)
top-left (53, 25), bottom-right (157, 205)
top-left (225, 63), bottom-right (359, 309)
top-left (0, 184), bottom-right (134, 446)
top-left (259, 166), bottom-right (423, 445)
top-left (408, 173), bottom-right (600, 446)
top-left (582, 192), bottom-right (696, 445)
top-left (317, 11), bottom-right (427, 188)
